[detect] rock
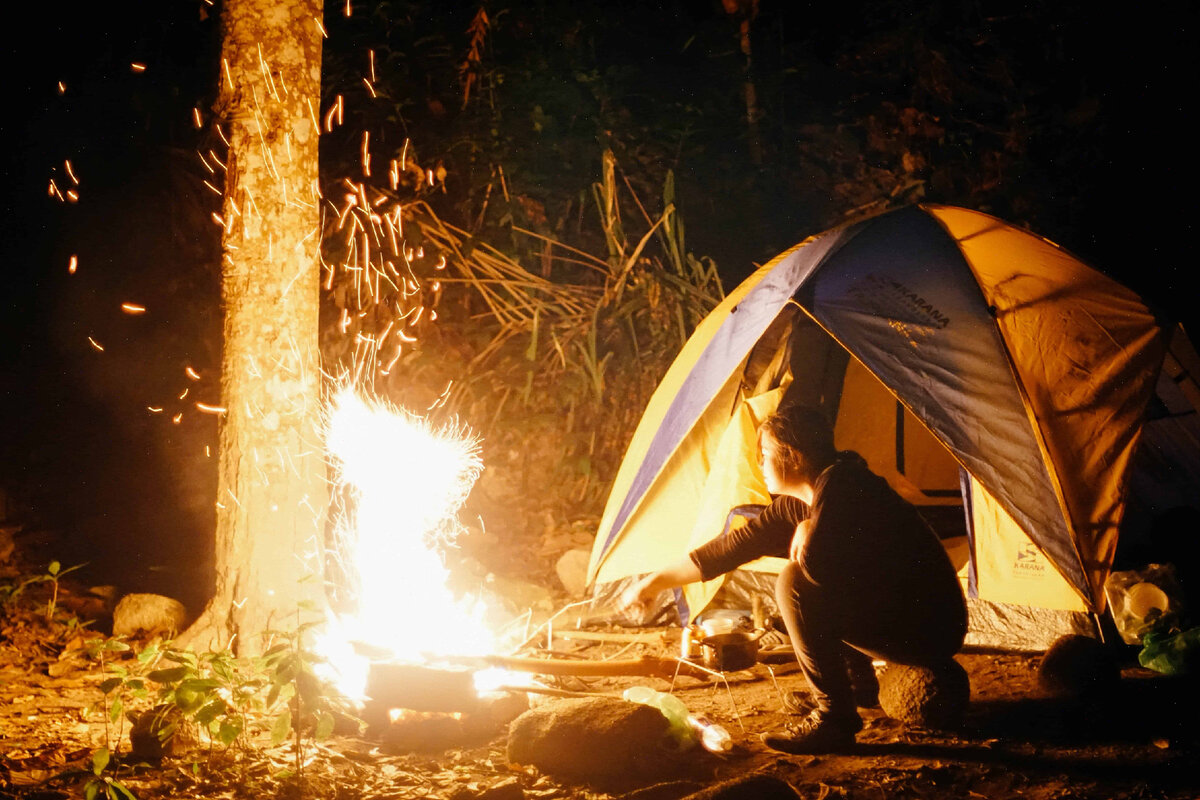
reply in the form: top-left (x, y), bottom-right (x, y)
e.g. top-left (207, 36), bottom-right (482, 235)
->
top-left (506, 697), bottom-right (683, 781)
top-left (878, 659), bottom-right (970, 730)
top-left (1038, 634), bottom-right (1119, 697)
top-left (129, 704), bottom-right (199, 759)
top-left (112, 593), bottom-right (187, 638)
top-left (554, 548), bottom-right (591, 597)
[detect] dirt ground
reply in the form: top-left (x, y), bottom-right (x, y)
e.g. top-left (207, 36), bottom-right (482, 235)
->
top-left (1, 603), bottom-right (1197, 800)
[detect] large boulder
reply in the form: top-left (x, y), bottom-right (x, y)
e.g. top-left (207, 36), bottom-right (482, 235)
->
top-left (507, 697), bottom-right (684, 781)
top-left (878, 659), bottom-right (970, 730)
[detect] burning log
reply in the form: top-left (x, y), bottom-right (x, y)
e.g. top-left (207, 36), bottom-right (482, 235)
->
top-left (362, 661), bottom-right (529, 749)
top-left (365, 662), bottom-right (481, 713)
top-left (478, 654), bottom-right (714, 681)
top-left (365, 654), bottom-right (711, 717)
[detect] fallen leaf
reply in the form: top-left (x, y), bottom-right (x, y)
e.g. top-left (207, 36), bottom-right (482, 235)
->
top-left (8, 769), bottom-right (52, 786)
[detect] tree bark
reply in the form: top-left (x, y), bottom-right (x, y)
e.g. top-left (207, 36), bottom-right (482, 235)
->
top-left (722, 0), bottom-right (762, 165)
top-left (181, 0), bottom-right (326, 655)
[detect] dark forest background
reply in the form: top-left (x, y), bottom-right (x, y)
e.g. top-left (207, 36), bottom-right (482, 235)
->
top-left (1, 0), bottom-right (1195, 607)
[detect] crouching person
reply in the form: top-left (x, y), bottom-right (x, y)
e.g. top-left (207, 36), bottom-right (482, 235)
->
top-left (620, 404), bottom-right (966, 754)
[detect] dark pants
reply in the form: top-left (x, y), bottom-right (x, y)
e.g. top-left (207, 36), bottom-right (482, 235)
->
top-left (775, 560), bottom-right (966, 716)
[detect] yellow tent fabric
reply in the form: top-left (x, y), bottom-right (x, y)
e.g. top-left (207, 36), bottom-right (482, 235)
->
top-left (587, 251), bottom-right (799, 585)
top-left (965, 480), bottom-right (1088, 613)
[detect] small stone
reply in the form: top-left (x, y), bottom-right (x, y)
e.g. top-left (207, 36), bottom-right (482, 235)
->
top-left (112, 593), bottom-right (187, 638)
top-left (554, 549), bottom-right (591, 598)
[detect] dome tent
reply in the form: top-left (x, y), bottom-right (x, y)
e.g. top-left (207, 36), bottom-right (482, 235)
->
top-left (587, 204), bottom-right (1199, 650)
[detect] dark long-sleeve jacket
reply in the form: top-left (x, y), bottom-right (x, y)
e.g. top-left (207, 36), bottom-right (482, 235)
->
top-left (689, 452), bottom-right (966, 620)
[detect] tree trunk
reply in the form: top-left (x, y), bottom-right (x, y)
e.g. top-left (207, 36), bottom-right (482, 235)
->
top-left (181, 0), bottom-right (326, 655)
top-left (722, 0), bottom-right (762, 165)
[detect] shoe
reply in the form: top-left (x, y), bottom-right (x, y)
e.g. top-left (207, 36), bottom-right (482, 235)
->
top-left (761, 710), bottom-right (862, 754)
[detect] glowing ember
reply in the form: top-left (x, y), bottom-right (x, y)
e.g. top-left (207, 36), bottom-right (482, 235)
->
top-left (319, 388), bottom-right (493, 698)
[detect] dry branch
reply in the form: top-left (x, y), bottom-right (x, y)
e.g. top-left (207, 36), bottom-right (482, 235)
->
top-left (480, 654), bottom-right (712, 681)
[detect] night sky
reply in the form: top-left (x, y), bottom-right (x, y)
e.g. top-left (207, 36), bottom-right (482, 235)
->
top-left (1, 1), bottom-right (1196, 604)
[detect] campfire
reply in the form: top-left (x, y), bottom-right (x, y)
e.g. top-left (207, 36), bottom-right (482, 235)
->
top-left (312, 386), bottom-right (720, 744)
top-left (315, 388), bottom-right (509, 707)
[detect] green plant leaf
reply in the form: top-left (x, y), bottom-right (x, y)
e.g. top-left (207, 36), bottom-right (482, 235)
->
top-left (98, 677), bottom-right (123, 694)
top-left (172, 681), bottom-right (215, 713)
top-left (111, 780), bottom-right (137, 800)
top-left (270, 710), bottom-right (293, 746)
top-left (315, 711), bottom-right (336, 741)
top-left (163, 650), bottom-right (197, 667)
top-left (92, 746), bottom-right (110, 775)
top-left (195, 698), bottom-right (228, 726)
top-left (147, 666), bottom-right (189, 684)
top-left (217, 719), bottom-right (242, 747)
top-left (85, 780), bottom-right (101, 800)
top-left (48, 561), bottom-right (61, 576)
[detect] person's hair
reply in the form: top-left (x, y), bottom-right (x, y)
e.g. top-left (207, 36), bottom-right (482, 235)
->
top-left (760, 404), bottom-right (838, 479)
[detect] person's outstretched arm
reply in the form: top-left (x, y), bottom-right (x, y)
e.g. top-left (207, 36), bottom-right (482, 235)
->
top-left (617, 557), bottom-right (703, 619)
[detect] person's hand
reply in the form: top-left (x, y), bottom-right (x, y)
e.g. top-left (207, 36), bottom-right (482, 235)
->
top-left (618, 573), bottom-right (662, 622)
top-left (788, 519), bottom-right (811, 562)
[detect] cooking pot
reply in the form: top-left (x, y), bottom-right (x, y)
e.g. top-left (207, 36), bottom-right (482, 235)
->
top-left (698, 629), bottom-right (766, 671)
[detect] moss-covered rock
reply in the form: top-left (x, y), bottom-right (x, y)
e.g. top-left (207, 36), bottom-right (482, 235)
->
top-left (507, 696), bottom-right (685, 781)
top-left (878, 659), bottom-right (970, 730)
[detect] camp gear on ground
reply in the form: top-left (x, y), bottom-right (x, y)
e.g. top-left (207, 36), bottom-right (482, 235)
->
top-left (1138, 627), bottom-right (1200, 675)
top-left (1105, 564), bottom-right (1184, 644)
top-left (696, 629), bottom-right (764, 671)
